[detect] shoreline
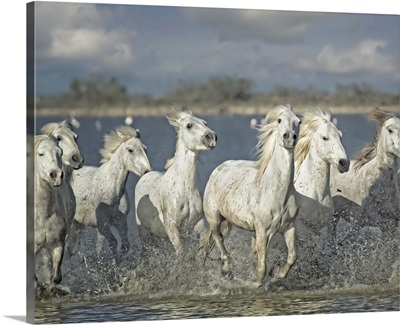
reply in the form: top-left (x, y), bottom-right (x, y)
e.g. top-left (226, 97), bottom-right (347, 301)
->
top-left (32, 105), bottom-right (399, 118)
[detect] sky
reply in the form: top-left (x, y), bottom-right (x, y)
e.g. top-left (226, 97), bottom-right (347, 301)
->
top-left (33, 1), bottom-right (400, 98)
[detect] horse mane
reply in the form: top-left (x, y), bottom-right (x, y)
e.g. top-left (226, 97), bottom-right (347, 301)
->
top-left (254, 105), bottom-right (292, 181)
top-left (164, 107), bottom-right (193, 170)
top-left (41, 120), bottom-right (73, 135)
top-left (34, 134), bottom-right (53, 152)
top-left (100, 125), bottom-right (139, 164)
top-left (353, 107), bottom-right (398, 172)
top-left (294, 107), bottom-right (332, 176)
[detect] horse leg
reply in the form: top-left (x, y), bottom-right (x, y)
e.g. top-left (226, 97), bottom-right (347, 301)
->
top-left (254, 230), bottom-right (269, 285)
top-left (96, 227), bottom-right (118, 257)
top-left (51, 245), bottom-right (64, 284)
top-left (66, 220), bottom-right (84, 256)
top-left (110, 209), bottom-right (130, 255)
top-left (210, 219), bottom-right (232, 278)
top-left (278, 226), bottom-right (297, 279)
top-left (164, 216), bottom-right (183, 256)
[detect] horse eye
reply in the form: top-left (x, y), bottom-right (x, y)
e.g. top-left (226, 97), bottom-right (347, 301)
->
top-left (278, 118), bottom-right (281, 123)
top-left (38, 152), bottom-right (44, 157)
top-left (187, 123), bottom-right (192, 129)
top-left (128, 148), bottom-right (133, 153)
top-left (322, 136), bottom-right (329, 141)
top-left (299, 120), bottom-right (302, 124)
top-left (388, 128), bottom-right (393, 134)
top-left (57, 136), bottom-right (62, 141)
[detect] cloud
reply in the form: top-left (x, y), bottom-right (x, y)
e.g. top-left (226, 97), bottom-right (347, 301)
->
top-left (36, 2), bottom-right (136, 70)
top-left (295, 40), bottom-right (395, 75)
top-left (181, 8), bottom-right (325, 42)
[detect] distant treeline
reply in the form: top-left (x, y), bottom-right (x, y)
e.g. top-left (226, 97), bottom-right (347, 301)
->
top-left (37, 74), bottom-right (399, 112)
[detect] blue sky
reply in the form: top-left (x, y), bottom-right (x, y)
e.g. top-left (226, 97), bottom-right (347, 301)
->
top-left (34, 2), bottom-right (399, 97)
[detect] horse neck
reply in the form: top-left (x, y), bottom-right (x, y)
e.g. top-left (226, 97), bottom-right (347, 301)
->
top-left (296, 145), bottom-right (331, 200)
top-left (62, 163), bottom-right (74, 183)
top-left (35, 174), bottom-right (56, 207)
top-left (260, 144), bottom-right (295, 197)
top-left (375, 138), bottom-right (397, 169)
top-left (166, 137), bottom-right (198, 188)
top-left (97, 148), bottom-right (129, 199)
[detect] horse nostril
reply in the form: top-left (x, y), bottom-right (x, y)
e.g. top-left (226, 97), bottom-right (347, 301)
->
top-left (50, 172), bottom-right (55, 179)
top-left (72, 155), bottom-right (78, 162)
top-left (205, 134), bottom-right (210, 140)
top-left (293, 134), bottom-right (297, 140)
top-left (283, 132), bottom-right (289, 139)
top-left (215, 134), bottom-right (218, 142)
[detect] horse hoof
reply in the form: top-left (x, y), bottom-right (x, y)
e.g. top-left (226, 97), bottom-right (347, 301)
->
top-left (54, 284), bottom-right (70, 295)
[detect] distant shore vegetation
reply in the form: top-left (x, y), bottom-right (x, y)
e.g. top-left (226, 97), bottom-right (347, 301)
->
top-left (35, 74), bottom-right (399, 116)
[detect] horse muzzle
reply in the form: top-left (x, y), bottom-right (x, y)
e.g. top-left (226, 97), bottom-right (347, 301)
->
top-left (70, 153), bottom-right (84, 169)
top-left (337, 158), bottom-right (350, 173)
top-left (204, 132), bottom-right (217, 149)
top-left (50, 169), bottom-right (63, 187)
top-left (283, 131), bottom-right (297, 148)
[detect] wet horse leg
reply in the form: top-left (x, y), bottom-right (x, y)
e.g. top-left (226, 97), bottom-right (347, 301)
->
top-left (164, 213), bottom-right (183, 256)
top-left (96, 226), bottom-right (118, 256)
top-left (51, 245), bottom-right (64, 284)
top-left (210, 216), bottom-right (232, 278)
top-left (278, 226), bottom-right (297, 279)
top-left (254, 229), bottom-right (269, 285)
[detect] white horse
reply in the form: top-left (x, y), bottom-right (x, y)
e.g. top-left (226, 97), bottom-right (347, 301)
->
top-left (41, 120), bottom-right (84, 225)
top-left (69, 125), bottom-right (151, 256)
top-left (202, 104), bottom-right (300, 286)
top-left (294, 108), bottom-right (349, 239)
top-left (34, 135), bottom-right (65, 287)
top-left (135, 109), bottom-right (217, 256)
top-left (330, 107), bottom-right (400, 233)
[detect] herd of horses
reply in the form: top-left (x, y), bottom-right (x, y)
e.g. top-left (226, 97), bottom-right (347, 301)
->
top-left (31, 105), bottom-right (400, 294)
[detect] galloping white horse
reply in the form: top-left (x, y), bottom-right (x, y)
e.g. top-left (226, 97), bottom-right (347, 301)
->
top-left (330, 107), bottom-right (400, 206)
top-left (70, 125), bottom-right (151, 256)
top-left (330, 107), bottom-right (400, 233)
top-left (34, 135), bottom-right (65, 287)
top-left (202, 104), bottom-right (300, 286)
top-left (41, 120), bottom-right (84, 225)
top-left (135, 109), bottom-right (217, 256)
top-left (294, 108), bottom-right (349, 237)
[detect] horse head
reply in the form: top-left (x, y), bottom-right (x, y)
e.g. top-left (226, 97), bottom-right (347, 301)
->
top-left (297, 107), bottom-right (349, 173)
top-left (167, 108), bottom-right (217, 152)
top-left (100, 125), bottom-right (152, 177)
top-left (35, 135), bottom-right (63, 187)
top-left (371, 107), bottom-right (400, 158)
top-left (41, 120), bottom-right (84, 170)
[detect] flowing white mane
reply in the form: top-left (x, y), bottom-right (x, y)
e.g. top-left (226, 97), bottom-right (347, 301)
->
top-left (254, 105), bottom-right (292, 181)
top-left (34, 134), bottom-right (54, 152)
top-left (41, 120), bottom-right (73, 135)
top-left (100, 125), bottom-right (139, 164)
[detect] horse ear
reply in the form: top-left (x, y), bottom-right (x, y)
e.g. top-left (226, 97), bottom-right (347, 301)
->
top-left (116, 130), bottom-right (124, 138)
top-left (166, 115), bottom-right (180, 129)
top-left (135, 129), bottom-right (141, 139)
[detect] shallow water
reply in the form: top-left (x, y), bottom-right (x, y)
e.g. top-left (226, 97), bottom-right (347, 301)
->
top-left (32, 113), bottom-right (400, 323)
top-left (35, 285), bottom-right (399, 323)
